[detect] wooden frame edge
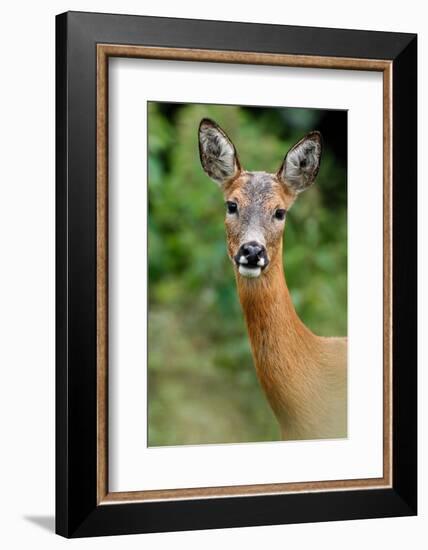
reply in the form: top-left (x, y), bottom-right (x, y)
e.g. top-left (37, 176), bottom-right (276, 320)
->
top-left (98, 44), bottom-right (391, 71)
top-left (97, 45), bottom-right (109, 503)
top-left (96, 44), bottom-right (393, 505)
top-left (383, 62), bottom-right (393, 489)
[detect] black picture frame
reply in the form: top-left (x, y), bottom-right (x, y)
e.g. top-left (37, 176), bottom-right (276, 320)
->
top-left (56, 11), bottom-right (417, 538)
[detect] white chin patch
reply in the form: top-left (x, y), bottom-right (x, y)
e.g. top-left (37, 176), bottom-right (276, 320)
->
top-left (238, 265), bottom-right (262, 278)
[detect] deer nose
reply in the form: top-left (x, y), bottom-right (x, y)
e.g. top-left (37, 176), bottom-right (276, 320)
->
top-left (236, 241), bottom-right (268, 268)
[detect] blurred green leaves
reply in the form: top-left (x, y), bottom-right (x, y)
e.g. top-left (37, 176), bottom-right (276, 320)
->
top-left (147, 102), bottom-right (347, 446)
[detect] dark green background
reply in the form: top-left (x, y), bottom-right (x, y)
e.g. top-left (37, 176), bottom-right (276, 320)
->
top-left (147, 102), bottom-right (347, 446)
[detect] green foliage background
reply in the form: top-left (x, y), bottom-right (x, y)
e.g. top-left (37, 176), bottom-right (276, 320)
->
top-left (148, 102), bottom-right (347, 446)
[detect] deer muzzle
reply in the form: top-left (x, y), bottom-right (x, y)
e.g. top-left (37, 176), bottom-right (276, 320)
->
top-left (234, 241), bottom-right (269, 278)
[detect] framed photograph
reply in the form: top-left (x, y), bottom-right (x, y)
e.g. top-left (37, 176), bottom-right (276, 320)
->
top-left (56, 11), bottom-right (417, 538)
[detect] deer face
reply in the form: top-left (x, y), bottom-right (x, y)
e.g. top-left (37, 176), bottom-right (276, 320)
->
top-left (198, 119), bottom-right (322, 279)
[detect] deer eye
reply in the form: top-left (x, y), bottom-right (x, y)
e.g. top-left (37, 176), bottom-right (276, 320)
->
top-left (226, 201), bottom-right (238, 214)
top-left (274, 208), bottom-right (286, 221)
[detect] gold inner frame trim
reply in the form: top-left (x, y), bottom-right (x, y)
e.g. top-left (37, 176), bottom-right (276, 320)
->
top-left (96, 44), bottom-right (393, 505)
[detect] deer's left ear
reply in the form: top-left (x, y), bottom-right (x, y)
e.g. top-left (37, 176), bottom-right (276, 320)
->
top-left (277, 131), bottom-right (322, 194)
top-left (198, 118), bottom-right (241, 187)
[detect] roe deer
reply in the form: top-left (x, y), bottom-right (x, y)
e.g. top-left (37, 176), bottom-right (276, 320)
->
top-left (198, 118), bottom-right (347, 441)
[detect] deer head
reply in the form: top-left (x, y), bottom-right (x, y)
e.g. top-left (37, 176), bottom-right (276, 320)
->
top-left (198, 118), bottom-right (322, 279)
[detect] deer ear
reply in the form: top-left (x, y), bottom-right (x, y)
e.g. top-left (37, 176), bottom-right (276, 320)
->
top-left (198, 118), bottom-right (241, 186)
top-left (277, 131), bottom-right (322, 194)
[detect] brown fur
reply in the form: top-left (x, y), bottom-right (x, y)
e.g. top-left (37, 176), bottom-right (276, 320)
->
top-left (235, 244), bottom-right (347, 440)
top-left (225, 174), bottom-right (347, 441)
top-left (199, 120), bottom-right (347, 440)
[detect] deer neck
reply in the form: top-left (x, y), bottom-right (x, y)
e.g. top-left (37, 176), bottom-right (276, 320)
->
top-left (235, 242), bottom-right (320, 427)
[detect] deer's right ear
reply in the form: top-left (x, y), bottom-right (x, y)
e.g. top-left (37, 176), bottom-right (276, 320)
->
top-left (198, 119), bottom-right (241, 187)
top-left (277, 131), bottom-right (322, 194)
